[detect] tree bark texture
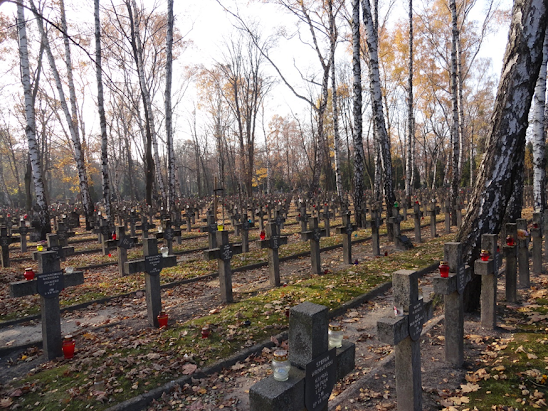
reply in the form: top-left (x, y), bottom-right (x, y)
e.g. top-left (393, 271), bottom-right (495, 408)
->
top-left (165, 0), bottom-right (175, 211)
top-left (450, 0), bottom-right (460, 226)
top-left (405, 0), bottom-right (414, 207)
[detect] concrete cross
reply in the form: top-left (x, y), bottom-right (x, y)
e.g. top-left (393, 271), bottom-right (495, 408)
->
top-left (0, 225), bottom-right (17, 268)
top-left (200, 209), bottom-right (218, 249)
top-left (235, 213), bottom-right (254, 253)
top-left (377, 270), bottom-right (429, 411)
top-left (124, 238), bottom-right (177, 327)
top-left (204, 231), bottom-right (243, 303)
top-left (503, 223), bottom-right (518, 303)
top-left (336, 211), bottom-right (357, 264)
top-left (475, 234), bottom-right (498, 329)
top-left (301, 217), bottom-right (327, 274)
top-left (259, 221), bottom-right (288, 286)
top-left (10, 251), bottom-right (84, 360)
top-left (432, 242), bottom-right (471, 366)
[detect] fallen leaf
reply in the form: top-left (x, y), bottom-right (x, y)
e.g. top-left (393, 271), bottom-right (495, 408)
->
top-left (182, 363), bottom-right (197, 375)
top-left (460, 383), bottom-right (480, 393)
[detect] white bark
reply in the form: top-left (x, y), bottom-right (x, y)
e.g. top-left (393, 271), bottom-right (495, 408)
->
top-left (405, 0), bottom-right (414, 204)
top-left (94, 0), bottom-right (111, 223)
top-left (450, 0), bottom-right (460, 223)
top-left (17, 1), bottom-right (49, 234)
top-left (165, 0), bottom-right (175, 211)
top-left (533, 28), bottom-right (548, 212)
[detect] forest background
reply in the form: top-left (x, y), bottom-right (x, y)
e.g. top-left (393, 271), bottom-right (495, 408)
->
top-left (0, 0), bottom-right (513, 208)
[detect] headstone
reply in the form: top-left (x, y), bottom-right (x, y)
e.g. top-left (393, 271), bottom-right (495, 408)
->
top-left (259, 221), bottom-right (288, 286)
top-left (0, 225), bottom-right (16, 268)
top-left (204, 230), bottom-right (243, 303)
top-left (516, 218), bottom-right (530, 288)
top-left (377, 270), bottom-right (427, 411)
top-left (369, 206), bottom-right (383, 256)
top-left (320, 205), bottom-right (333, 237)
top-left (200, 210), bottom-right (218, 249)
top-left (116, 226), bottom-right (137, 277)
top-left (235, 214), bottom-right (253, 253)
top-left (429, 199), bottom-right (437, 238)
top-left (10, 251), bottom-right (84, 360)
top-left (531, 213), bottom-right (543, 274)
top-left (432, 242), bottom-right (471, 366)
top-left (413, 202), bottom-right (422, 243)
top-left (124, 238), bottom-right (177, 327)
top-left (16, 219), bottom-right (29, 252)
top-left (475, 234), bottom-right (498, 329)
top-left (503, 223), bottom-right (518, 303)
top-left (249, 301), bottom-right (355, 411)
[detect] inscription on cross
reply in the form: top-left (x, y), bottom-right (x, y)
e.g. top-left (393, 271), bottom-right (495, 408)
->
top-left (259, 221), bottom-right (288, 286)
top-left (10, 251), bottom-right (84, 359)
top-left (124, 238), bottom-right (177, 327)
top-left (336, 211), bottom-right (357, 264)
top-left (204, 231), bottom-right (243, 303)
top-left (432, 242), bottom-right (471, 366)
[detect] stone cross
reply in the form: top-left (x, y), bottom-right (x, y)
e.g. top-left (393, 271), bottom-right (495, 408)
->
top-left (200, 209), bottom-right (218, 249)
top-left (456, 196), bottom-right (464, 228)
top-left (231, 210), bottom-right (242, 236)
top-left (235, 213), bottom-right (253, 253)
top-left (516, 218), bottom-right (530, 288)
top-left (128, 210), bottom-right (139, 238)
top-left (16, 219), bottom-right (29, 252)
top-left (256, 206), bottom-right (267, 231)
top-left (336, 211), bottom-right (357, 265)
top-left (320, 204), bottom-right (333, 237)
top-left (443, 198), bottom-right (451, 234)
top-left (432, 242), bottom-right (471, 366)
top-left (475, 234), bottom-right (498, 329)
top-left (0, 225), bottom-right (17, 268)
top-left (413, 202), bottom-right (422, 243)
top-left (10, 251), bottom-right (84, 360)
top-left (116, 226), bottom-right (136, 277)
top-left (156, 219), bottom-right (176, 254)
top-left (259, 221), bottom-right (288, 287)
top-left (301, 217), bottom-right (327, 274)
top-left (429, 199), bottom-right (437, 238)
top-left (204, 231), bottom-right (243, 303)
top-left (531, 212), bottom-right (543, 274)
top-left (369, 205), bottom-right (383, 256)
top-left (55, 221), bottom-right (74, 247)
top-left (503, 223), bottom-right (518, 303)
top-left (296, 201), bottom-right (310, 233)
top-left (33, 233), bottom-right (75, 262)
top-left (124, 238), bottom-right (177, 327)
top-left (249, 301), bottom-right (355, 411)
top-left (274, 207), bottom-right (286, 230)
top-left (377, 270), bottom-right (427, 411)
top-left (184, 206), bottom-right (193, 232)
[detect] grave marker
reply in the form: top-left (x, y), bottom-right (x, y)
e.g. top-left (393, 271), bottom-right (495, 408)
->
top-left (516, 218), bottom-right (530, 288)
top-left (503, 223), bottom-right (518, 303)
top-left (259, 221), bottom-right (288, 286)
top-left (475, 234), bottom-right (498, 329)
top-left (249, 301), bottom-right (355, 411)
top-left (336, 211), bottom-right (356, 264)
top-left (413, 202), bottom-right (422, 243)
top-left (301, 217), bottom-right (327, 275)
top-left (0, 225), bottom-right (17, 268)
top-left (204, 231), bottom-right (243, 303)
top-left (10, 251), bottom-right (84, 359)
top-left (531, 212), bottom-right (543, 274)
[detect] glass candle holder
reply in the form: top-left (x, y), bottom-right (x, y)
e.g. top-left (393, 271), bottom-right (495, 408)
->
top-left (480, 250), bottom-right (490, 261)
top-left (160, 247), bottom-right (169, 257)
top-left (260, 230), bottom-right (266, 240)
top-left (157, 311), bottom-right (168, 328)
top-left (328, 323), bottom-right (343, 349)
top-left (272, 350), bottom-right (290, 381)
top-left (506, 236), bottom-right (515, 246)
top-left (65, 266), bottom-right (74, 274)
top-left (62, 335), bottom-right (75, 359)
top-left (24, 268), bottom-right (35, 281)
top-left (439, 261), bottom-right (450, 278)
top-left (37, 245), bottom-right (43, 252)
top-left (201, 326), bottom-right (210, 339)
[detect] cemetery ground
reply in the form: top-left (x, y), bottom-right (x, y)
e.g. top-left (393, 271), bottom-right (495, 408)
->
top-left (0, 211), bottom-right (547, 410)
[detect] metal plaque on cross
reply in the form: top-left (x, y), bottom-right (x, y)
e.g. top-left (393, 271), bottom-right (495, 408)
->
top-left (118, 236), bottom-right (133, 249)
top-left (145, 254), bottom-right (163, 276)
top-left (36, 271), bottom-right (65, 299)
top-left (305, 348), bottom-right (337, 411)
top-left (220, 244), bottom-right (233, 261)
top-left (408, 299), bottom-right (424, 341)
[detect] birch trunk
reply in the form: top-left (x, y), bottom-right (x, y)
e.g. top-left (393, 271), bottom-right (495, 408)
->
top-left (362, 0), bottom-right (396, 209)
top-left (532, 28), bottom-right (548, 212)
top-left (30, 0), bottom-right (94, 228)
top-left (329, 0), bottom-right (343, 199)
top-left (456, 0), bottom-right (547, 310)
top-left (351, 0), bottom-right (366, 227)
top-left (165, 0), bottom-right (175, 211)
top-left (17, 1), bottom-right (50, 239)
top-left (404, 0), bottom-right (414, 207)
top-left (94, 0), bottom-right (112, 223)
top-left (450, 0), bottom-right (460, 225)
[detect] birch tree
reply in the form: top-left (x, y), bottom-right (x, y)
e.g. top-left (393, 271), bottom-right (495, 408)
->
top-left (165, 0), bottom-right (175, 212)
top-left (351, 0), bottom-right (366, 226)
top-left (404, 0), bottom-right (414, 207)
top-left (16, 0), bottom-right (50, 238)
top-left (456, 0), bottom-right (547, 309)
top-left (449, 0), bottom-right (460, 225)
top-left (532, 28), bottom-right (548, 212)
top-left (94, 0), bottom-right (112, 223)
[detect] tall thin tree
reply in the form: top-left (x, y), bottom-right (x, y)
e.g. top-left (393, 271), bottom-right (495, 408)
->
top-left (165, 0), bottom-right (175, 213)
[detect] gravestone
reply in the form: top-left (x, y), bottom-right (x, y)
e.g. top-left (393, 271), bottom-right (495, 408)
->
top-left (116, 226), bottom-right (137, 276)
top-left (413, 201), bottom-right (422, 243)
top-left (16, 219), bottom-right (29, 252)
top-left (200, 210), bottom-right (218, 249)
top-left (235, 214), bottom-right (253, 253)
top-left (274, 207), bottom-right (286, 230)
top-left (443, 198), bottom-right (451, 234)
top-left (320, 205), bottom-right (333, 237)
top-left (432, 242), bottom-right (471, 366)
top-left (0, 225), bottom-right (17, 268)
top-left (369, 206), bottom-right (383, 256)
top-left (256, 206), bottom-right (267, 231)
top-left (10, 251), bottom-right (84, 359)
top-left (516, 218), bottom-right (530, 288)
top-left (377, 270), bottom-right (427, 411)
top-left (503, 223), bottom-right (518, 303)
top-left (336, 211), bottom-right (356, 265)
top-left (531, 213), bottom-right (543, 274)
top-left (204, 230), bottom-right (243, 303)
top-left (475, 234), bottom-right (498, 329)
top-left (259, 221), bottom-right (288, 287)
top-left (429, 199), bottom-right (437, 238)
top-left (32, 234), bottom-right (75, 262)
top-left (249, 301), bottom-right (355, 411)
top-left (124, 238), bottom-right (177, 327)
top-left (301, 217), bottom-right (327, 275)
